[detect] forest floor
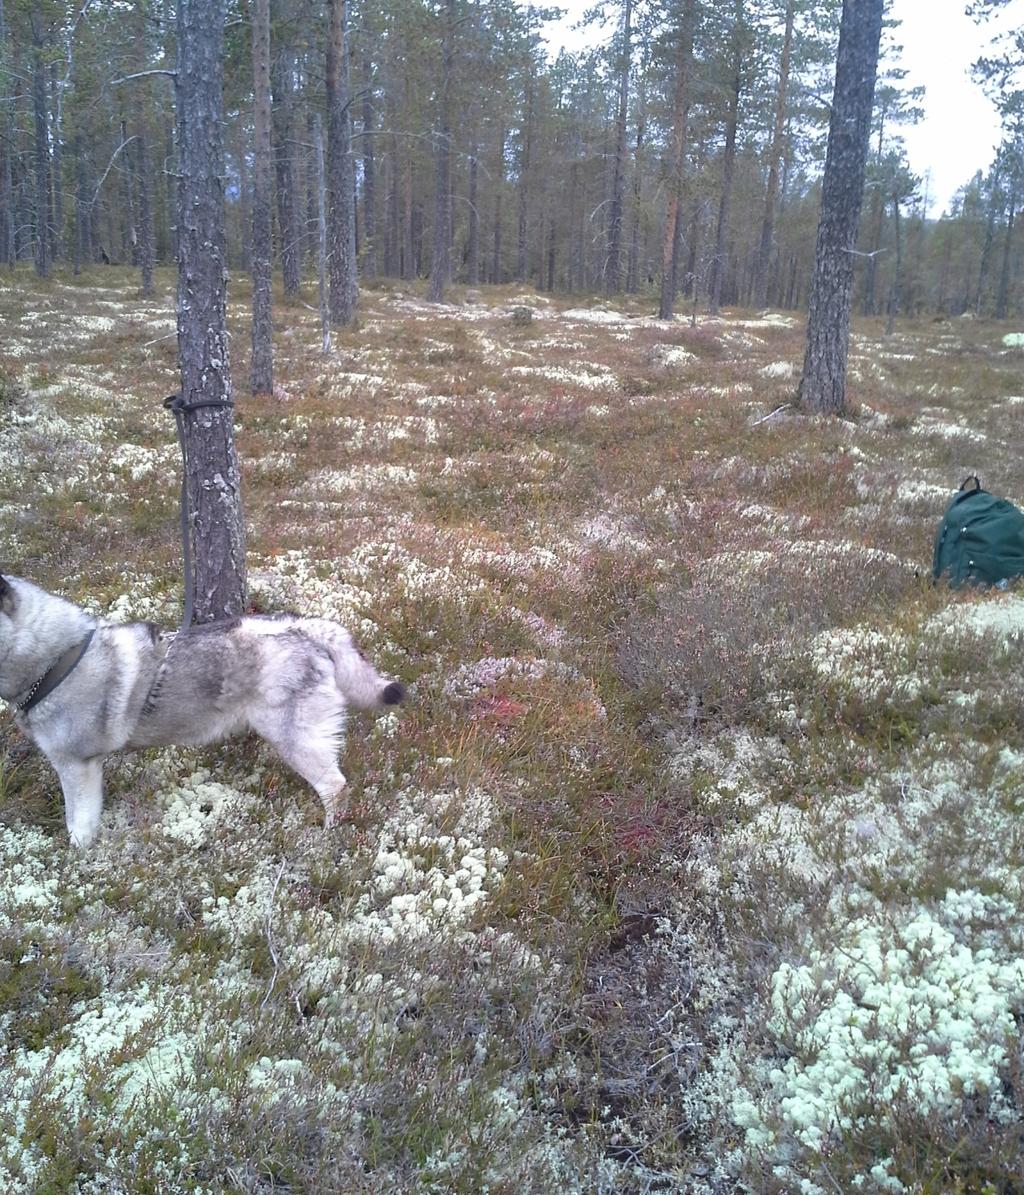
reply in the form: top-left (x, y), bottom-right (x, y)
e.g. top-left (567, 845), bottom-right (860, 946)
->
top-left (1, 267), bottom-right (1023, 1194)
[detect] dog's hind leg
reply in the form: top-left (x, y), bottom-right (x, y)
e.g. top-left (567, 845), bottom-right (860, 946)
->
top-left (54, 757), bottom-right (105, 847)
top-left (251, 696), bottom-right (349, 828)
top-left (271, 739), bottom-right (348, 827)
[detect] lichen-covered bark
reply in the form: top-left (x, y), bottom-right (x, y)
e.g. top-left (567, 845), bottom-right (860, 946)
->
top-left (175, 0), bottom-right (246, 623)
top-left (798, 0), bottom-right (884, 416)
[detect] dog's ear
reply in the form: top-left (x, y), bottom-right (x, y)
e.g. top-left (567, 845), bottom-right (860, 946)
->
top-left (0, 576), bottom-right (14, 615)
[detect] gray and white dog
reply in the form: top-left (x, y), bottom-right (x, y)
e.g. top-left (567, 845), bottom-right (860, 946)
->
top-left (0, 575), bottom-right (404, 847)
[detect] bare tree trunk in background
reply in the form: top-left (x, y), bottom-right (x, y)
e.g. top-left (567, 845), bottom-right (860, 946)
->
top-left (658, 0), bottom-right (696, 320)
top-left (604, 0), bottom-right (632, 294)
top-left (402, 150), bottom-right (415, 279)
top-left (753, 0), bottom-right (793, 308)
top-left (996, 180), bottom-right (1017, 319)
top-left (362, 61), bottom-right (377, 278)
top-left (466, 149), bottom-right (479, 285)
top-left (272, 0), bottom-right (301, 299)
top-left (492, 125), bottom-right (504, 282)
top-left (250, 0), bottom-right (274, 394)
top-left (974, 171), bottom-right (1001, 315)
top-left (175, 0), bottom-right (246, 623)
top-left (626, 50), bottom-right (648, 294)
top-left (428, 0), bottom-right (455, 302)
top-left (708, 0), bottom-right (744, 315)
top-left (798, 0), bottom-right (884, 416)
top-left (314, 114), bottom-right (330, 354)
top-left (0, 0), bottom-right (15, 267)
top-left (884, 196), bottom-right (902, 335)
top-left (326, 0), bottom-right (357, 325)
top-left (135, 0), bottom-right (155, 296)
top-left (383, 99), bottom-right (399, 276)
top-left (73, 133), bottom-right (86, 274)
top-left (516, 77), bottom-right (533, 283)
top-left (49, 62), bottom-right (63, 261)
top-left (30, 9), bottom-right (50, 277)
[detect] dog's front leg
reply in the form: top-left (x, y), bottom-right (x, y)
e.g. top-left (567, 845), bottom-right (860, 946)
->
top-left (54, 757), bottom-right (105, 847)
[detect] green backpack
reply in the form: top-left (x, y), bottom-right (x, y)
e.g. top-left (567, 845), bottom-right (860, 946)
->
top-left (932, 476), bottom-right (1024, 588)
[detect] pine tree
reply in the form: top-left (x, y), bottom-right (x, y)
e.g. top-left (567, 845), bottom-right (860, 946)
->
top-left (798, 0), bottom-right (884, 415)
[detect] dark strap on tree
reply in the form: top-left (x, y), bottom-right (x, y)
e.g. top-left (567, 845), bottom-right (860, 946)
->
top-left (163, 393), bottom-right (234, 629)
top-left (17, 628), bottom-right (96, 714)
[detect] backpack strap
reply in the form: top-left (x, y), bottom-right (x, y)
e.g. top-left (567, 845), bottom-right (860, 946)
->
top-left (959, 475), bottom-right (982, 493)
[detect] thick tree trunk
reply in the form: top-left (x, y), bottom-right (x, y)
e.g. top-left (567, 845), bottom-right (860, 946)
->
top-left (326, 0), bottom-right (358, 325)
top-left (272, 0), bottom-right (302, 299)
top-left (49, 62), bottom-right (63, 262)
top-left (604, 0), bottom-right (632, 294)
top-left (250, 0), bottom-right (273, 393)
top-left (798, 0), bottom-right (884, 416)
top-left (753, 0), bottom-right (794, 308)
top-left (658, 0), bottom-right (697, 319)
top-left (175, 0), bottom-right (246, 623)
top-left (428, 0), bottom-right (455, 303)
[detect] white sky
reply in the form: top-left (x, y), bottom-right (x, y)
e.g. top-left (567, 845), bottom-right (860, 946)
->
top-left (536, 0), bottom-right (1024, 218)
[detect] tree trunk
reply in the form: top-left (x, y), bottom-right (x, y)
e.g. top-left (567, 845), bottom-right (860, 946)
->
top-left (402, 150), bottom-right (415, 279)
top-left (250, 0), bottom-right (274, 393)
top-left (974, 171), bottom-right (1000, 315)
top-left (73, 133), bottom-right (86, 275)
top-left (0, 0), bottom-right (15, 267)
top-left (30, 10), bottom-right (50, 278)
top-left (626, 57), bottom-right (647, 294)
top-left (709, 0), bottom-right (744, 315)
top-left (798, 0), bottom-right (884, 416)
top-left (604, 0), bottom-right (632, 294)
top-left (884, 196), bottom-right (901, 335)
top-left (49, 61), bottom-right (63, 262)
top-left (658, 0), bottom-right (696, 320)
top-left (384, 110), bottom-right (399, 276)
top-left (326, 0), bottom-right (358, 325)
top-left (516, 77), bottom-right (533, 283)
top-left (272, 0), bottom-right (301, 299)
top-left (466, 150), bottom-right (479, 285)
top-left (361, 62), bottom-right (377, 278)
top-left (314, 114), bottom-right (330, 354)
top-left (996, 183), bottom-right (1017, 320)
top-left (491, 125), bottom-right (504, 282)
top-left (175, 0), bottom-right (246, 623)
top-left (753, 0), bottom-right (794, 308)
top-left (428, 0), bottom-right (455, 303)
top-left (135, 1), bottom-right (155, 297)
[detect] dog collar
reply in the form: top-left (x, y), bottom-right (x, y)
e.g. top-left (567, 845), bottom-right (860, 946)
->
top-left (17, 628), bottom-right (96, 715)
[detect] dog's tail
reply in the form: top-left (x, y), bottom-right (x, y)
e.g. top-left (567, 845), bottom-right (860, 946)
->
top-left (310, 621), bottom-right (405, 710)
